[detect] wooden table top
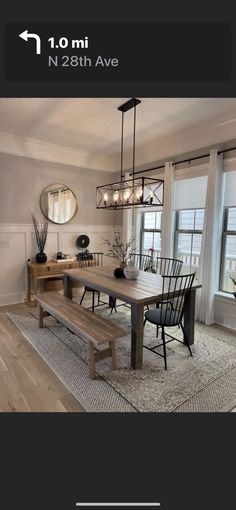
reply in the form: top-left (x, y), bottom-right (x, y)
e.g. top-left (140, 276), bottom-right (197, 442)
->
top-left (63, 266), bottom-right (201, 305)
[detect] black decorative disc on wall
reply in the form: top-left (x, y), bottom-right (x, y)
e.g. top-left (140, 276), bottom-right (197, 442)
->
top-left (76, 234), bottom-right (90, 249)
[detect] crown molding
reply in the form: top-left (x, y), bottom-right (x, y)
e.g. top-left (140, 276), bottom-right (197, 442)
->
top-left (0, 131), bottom-right (117, 172)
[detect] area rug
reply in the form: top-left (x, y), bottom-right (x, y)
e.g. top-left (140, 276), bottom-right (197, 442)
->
top-left (7, 300), bottom-right (236, 412)
top-left (173, 366), bottom-right (236, 412)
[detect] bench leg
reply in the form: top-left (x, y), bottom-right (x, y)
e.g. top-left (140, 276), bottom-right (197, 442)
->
top-left (88, 341), bottom-right (96, 380)
top-left (39, 305), bottom-right (44, 328)
top-left (109, 340), bottom-right (117, 370)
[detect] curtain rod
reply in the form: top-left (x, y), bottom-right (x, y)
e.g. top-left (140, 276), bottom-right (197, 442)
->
top-left (124, 145), bottom-right (236, 177)
top-left (49, 188), bottom-right (69, 195)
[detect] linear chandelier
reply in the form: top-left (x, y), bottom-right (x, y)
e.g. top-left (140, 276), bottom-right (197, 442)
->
top-left (96, 98), bottom-right (164, 210)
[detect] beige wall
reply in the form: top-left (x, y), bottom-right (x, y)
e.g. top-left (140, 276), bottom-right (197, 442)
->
top-left (0, 153), bottom-right (121, 225)
top-left (0, 152), bottom-right (123, 305)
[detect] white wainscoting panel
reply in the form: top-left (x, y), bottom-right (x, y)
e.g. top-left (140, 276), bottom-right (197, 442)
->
top-left (0, 232), bottom-right (26, 305)
top-left (0, 224), bottom-right (121, 305)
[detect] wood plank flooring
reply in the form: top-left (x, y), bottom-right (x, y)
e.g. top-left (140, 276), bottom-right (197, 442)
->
top-left (0, 303), bottom-right (84, 412)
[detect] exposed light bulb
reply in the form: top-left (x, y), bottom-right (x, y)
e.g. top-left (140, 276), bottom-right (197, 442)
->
top-left (113, 191), bottom-right (119, 204)
top-left (123, 190), bottom-right (130, 203)
top-left (136, 187), bottom-right (143, 202)
top-left (103, 192), bottom-right (108, 205)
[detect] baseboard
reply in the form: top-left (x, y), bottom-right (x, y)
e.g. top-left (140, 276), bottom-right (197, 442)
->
top-left (214, 292), bottom-right (236, 331)
top-left (0, 292), bottom-right (26, 306)
top-left (215, 319), bottom-right (236, 331)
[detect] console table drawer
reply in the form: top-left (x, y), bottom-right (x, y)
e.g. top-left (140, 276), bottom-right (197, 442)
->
top-left (33, 265), bottom-right (65, 276)
top-left (32, 262), bottom-right (79, 276)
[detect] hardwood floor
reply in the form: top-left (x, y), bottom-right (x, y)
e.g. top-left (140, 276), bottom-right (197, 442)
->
top-left (0, 303), bottom-right (84, 412)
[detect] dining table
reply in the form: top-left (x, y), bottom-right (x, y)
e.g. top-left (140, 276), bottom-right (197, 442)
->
top-left (63, 266), bottom-right (201, 370)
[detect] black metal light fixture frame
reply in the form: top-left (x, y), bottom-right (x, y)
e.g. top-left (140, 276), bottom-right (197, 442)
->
top-left (96, 98), bottom-right (164, 210)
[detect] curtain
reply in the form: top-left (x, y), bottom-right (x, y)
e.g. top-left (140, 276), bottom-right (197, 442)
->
top-left (58, 190), bottom-right (65, 223)
top-left (47, 192), bottom-right (54, 219)
top-left (47, 189), bottom-right (73, 223)
top-left (197, 149), bottom-right (225, 324)
top-left (122, 172), bottom-right (134, 245)
top-left (162, 161), bottom-right (175, 258)
top-left (64, 189), bottom-right (73, 220)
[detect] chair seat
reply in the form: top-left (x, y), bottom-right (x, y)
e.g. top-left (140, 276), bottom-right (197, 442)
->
top-left (145, 308), bottom-right (179, 327)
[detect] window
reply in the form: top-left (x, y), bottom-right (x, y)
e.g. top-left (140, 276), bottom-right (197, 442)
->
top-left (175, 208), bottom-right (205, 275)
top-left (141, 211), bottom-right (162, 256)
top-left (220, 207), bottom-right (236, 293)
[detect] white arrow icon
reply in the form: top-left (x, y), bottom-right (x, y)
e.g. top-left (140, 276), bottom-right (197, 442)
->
top-left (19, 29), bottom-right (41, 55)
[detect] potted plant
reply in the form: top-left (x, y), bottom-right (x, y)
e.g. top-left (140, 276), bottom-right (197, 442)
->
top-left (32, 214), bottom-right (48, 263)
top-left (229, 275), bottom-right (236, 298)
top-left (101, 233), bottom-right (137, 278)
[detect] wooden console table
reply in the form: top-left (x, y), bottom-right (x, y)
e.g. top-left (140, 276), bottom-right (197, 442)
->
top-left (27, 260), bottom-right (80, 303)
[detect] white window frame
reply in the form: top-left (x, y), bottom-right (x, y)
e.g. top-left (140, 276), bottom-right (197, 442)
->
top-left (219, 206), bottom-right (236, 293)
top-left (141, 210), bottom-right (162, 256)
top-left (174, 207), bottom-right (204, 272)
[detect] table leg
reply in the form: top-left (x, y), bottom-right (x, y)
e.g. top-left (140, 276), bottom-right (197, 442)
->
top-left (64, 276), bottom-right (73, 300)
top-left (109, 295), bottom-right (117, 313)
top-left (39, 305), bottom-right (44, 328)
top-left (27, 267), bottom-right (31, 303)
top-left (32, 272), bottom-right (38, 307)
top-left (131, 303), bottom-right (144, 369)
top-left (109, 296), bottom-right (114, 307)
top-left (183, 288), bottom-right (196, 345)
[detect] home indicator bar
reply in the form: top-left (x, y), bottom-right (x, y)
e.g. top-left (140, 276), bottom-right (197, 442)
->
top-left (75, 504), bottom-right (161, 508)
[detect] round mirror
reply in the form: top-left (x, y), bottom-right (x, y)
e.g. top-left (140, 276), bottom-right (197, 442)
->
top-left (40, 184), bottom-right (77, 224)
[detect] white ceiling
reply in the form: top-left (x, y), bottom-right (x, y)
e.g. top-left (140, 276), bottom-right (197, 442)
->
top-left (1, 98), bottom-right (236, 171)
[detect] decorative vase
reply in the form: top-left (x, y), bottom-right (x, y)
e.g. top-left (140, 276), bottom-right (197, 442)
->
top-left (36, 252), bottom-right (47, 263)
top-left (123, 260), bottom-right (139, 280)
top-left (114, 267), bottom-right (125, 278)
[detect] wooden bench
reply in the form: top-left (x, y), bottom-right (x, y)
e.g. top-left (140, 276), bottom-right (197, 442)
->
top-left (34, 292), bottom-right (125, 379)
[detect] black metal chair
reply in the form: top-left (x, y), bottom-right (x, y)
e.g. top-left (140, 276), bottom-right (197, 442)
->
top-left (155, 257), bottom-right (183, 276)
top-left (129, 255), bottom-right (183, 276)
top-left (129, 253), bottom-right (156, 272)
top-left (154, 257), bottom-right (183, 334)
top-left (143, 273), bottom-right (195, 370)
top-left (79, 252), bottom-right (107, 312)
